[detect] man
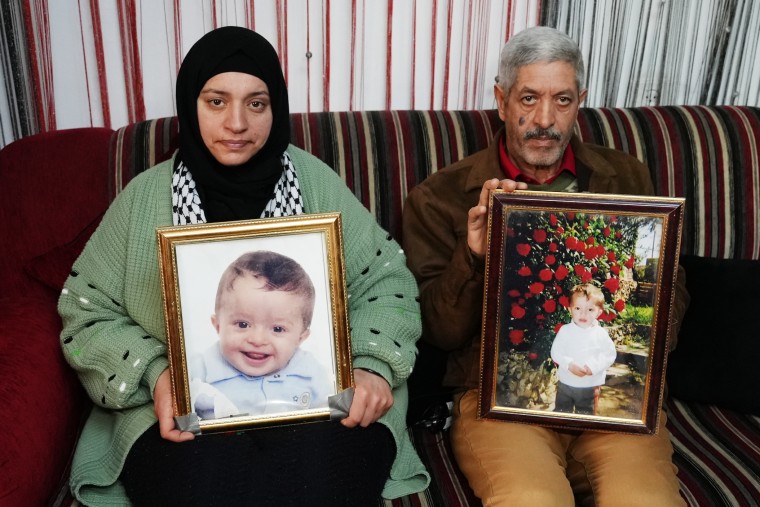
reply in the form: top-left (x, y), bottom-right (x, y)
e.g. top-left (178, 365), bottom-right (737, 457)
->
top-left (403, 26), bottom-right (689, 506)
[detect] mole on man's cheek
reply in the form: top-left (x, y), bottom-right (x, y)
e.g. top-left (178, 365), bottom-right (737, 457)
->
top-left (518, 117), bottom-right (526, 126)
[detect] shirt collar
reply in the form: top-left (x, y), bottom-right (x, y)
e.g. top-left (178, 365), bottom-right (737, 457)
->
top-left (499, 131), bottom-right (576, 184)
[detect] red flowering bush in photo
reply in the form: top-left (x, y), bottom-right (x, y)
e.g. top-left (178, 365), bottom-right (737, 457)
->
top-left (500, 210), bottom-right (655, 367)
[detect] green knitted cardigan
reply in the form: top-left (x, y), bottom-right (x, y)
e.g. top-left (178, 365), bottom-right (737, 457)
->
top-left (58, 146), bottom-right (430, 505)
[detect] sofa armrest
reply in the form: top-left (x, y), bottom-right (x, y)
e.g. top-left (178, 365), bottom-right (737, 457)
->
top-left (0, 296), bottom-right (90, 505)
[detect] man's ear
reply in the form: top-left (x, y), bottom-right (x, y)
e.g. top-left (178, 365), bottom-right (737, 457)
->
top-left (579, 88), bottom-right (588, 105)
top-left (494, 84), bottom-right (508, 121)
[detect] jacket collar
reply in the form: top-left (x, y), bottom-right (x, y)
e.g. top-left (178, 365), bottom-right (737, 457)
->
top-left (571, 134), bottom-right (616, 193)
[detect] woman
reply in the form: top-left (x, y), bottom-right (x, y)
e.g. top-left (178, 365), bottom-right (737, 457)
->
top-left (58, 26), bottom-right (429, 506)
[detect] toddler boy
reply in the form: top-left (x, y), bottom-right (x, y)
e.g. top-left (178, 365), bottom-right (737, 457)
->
top-left (550, 283), bottom-right (617, 415)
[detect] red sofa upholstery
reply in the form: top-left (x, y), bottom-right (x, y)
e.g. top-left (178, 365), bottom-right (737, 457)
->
top-left (2, 108), bottom-right (759, 506)
top-left (0, 128), bottom-right (112, 507)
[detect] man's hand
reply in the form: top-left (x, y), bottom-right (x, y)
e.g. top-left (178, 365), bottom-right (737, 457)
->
top-left (468, 178), bottom-right (528, 257)
top-left (154, 368), bottom-right (195, 442)
top-left (341, 368), bottom-right (393, 428)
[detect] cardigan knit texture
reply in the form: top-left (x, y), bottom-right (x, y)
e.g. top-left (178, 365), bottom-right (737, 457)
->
top-left (59, 146), bottom-right (430, 505)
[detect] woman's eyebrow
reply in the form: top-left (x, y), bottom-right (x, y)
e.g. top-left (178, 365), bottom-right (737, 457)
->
top-left (198, 88), bottom-right (270, 97)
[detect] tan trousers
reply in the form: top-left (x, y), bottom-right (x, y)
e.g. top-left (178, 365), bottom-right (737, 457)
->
top-left (451, 389), bottom-right (684, 507)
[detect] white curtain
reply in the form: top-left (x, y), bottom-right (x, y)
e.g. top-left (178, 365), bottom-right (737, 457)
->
top-left (546, 0), bottom-right (760, 107)
top-left (6, 0), bottom-right (538, 140)
top-left (1, 0), bottom-right (758, 148)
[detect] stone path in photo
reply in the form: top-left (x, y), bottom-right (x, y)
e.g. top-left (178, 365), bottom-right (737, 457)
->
top-left (596, 362), bottom-right (644, 419)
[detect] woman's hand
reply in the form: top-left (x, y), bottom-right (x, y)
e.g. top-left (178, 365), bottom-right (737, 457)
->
top-left (467, 178), bottom-right (527, 257)
top-left (341, 369), bottom-right (393, 428)
top-left (154, 369), bottom-right (196, 442)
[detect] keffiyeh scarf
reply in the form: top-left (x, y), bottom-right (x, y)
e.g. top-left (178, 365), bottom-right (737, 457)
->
top-left (171, 152), bottom-right (304, 226)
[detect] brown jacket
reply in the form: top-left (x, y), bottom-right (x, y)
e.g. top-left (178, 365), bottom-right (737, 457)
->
top-left (402, 129), bottom-right (689, 389)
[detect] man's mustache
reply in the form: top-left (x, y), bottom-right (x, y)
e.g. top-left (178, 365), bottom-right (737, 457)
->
top-left (524, 128), bottom-right (562, 141)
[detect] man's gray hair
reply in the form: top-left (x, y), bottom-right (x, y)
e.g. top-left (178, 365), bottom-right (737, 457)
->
top-left (497, 26), bottom-right (585, 93)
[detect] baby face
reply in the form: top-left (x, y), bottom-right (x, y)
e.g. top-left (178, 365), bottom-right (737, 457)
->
top-left (569, 294), bottom-right (602, 329)
top-left (212, 274), bottom-right (310, 377)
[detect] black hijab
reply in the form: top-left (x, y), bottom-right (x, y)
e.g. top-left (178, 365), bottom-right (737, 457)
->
top-left (175, 26), bottom-right (290, 222)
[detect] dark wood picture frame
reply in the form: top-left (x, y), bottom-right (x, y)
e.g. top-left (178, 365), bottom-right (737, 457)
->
top-left (478, 190), bottom-right (685, 435)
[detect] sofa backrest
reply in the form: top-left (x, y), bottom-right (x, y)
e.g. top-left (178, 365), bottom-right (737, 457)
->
top-left (0, 127), bottom-right (114, 293)
top-left (108, 106), bottom-right (760, 261)
top-left (575, 107), bottom-right (760, 260)
top-left (108, 111), bottom-right (503, 243)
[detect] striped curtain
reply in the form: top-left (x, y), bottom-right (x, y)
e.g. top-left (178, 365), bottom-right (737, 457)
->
top-left (2, 0), bottom-right (759, 148)
top-left (542, 0), bottom-right (760, 107)
top-left (0, 2), bottom-right (42, 146)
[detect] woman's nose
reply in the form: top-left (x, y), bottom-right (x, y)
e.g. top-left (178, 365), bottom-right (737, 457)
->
top-left (225, 105), bottom-right (248, 132)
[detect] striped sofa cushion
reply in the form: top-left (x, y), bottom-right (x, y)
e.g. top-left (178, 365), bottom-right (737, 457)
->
top-left (575, 106), bottom-right (760, 260)
top-left (666, 398), bottom-right (760, 507)
top-left (108, 107), bottom-right (760, 261)
top-left (108, 110), bottom-right (502, 241)
top-left (107, 115), bottom-right (179, 200)
top-left (107, 106), bottom-right (760, 506)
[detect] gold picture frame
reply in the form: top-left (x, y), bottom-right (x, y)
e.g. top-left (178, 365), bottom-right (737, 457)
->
top-left (478, 190), bottom-right (684, 435)
top-left (157, 213), bottom-right (353, 433)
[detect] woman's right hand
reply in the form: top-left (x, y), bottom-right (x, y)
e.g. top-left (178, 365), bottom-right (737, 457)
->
top-left (154, 369), bottom-right (196, 442)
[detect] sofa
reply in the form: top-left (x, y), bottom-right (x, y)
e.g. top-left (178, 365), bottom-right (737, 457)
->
top-left (1, 106), bottom-right (759, 506)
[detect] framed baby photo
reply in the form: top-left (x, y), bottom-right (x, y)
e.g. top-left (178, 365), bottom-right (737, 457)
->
top-left (477, 190), bottom-right (685, 435)
top-left (157, 212), bottom-right (353, 434)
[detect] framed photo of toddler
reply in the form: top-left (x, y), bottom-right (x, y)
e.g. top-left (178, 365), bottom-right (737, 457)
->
top-left (477, 190), bottom-right (685, 435)
top-left (157, 212), bottom-right (353, 434)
